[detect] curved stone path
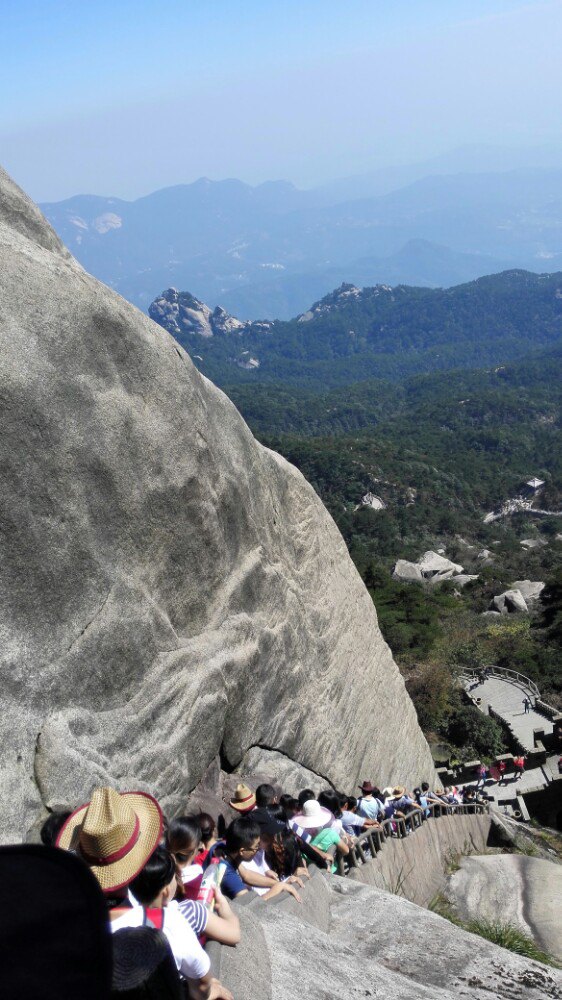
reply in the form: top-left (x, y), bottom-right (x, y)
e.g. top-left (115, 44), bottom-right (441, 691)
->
top-left (468, 675), bottom-right (554, 752)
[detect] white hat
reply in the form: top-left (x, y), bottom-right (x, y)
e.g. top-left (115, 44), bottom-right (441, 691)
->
top-left (292, 799), bottom-right (332, 831)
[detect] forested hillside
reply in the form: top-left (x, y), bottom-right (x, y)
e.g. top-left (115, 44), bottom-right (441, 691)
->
top-left (151, 270), bottom-right (562, 387)
top-left (227, 344), bottom-right (562, 751)
top-left (154, 271), bottom-right (562, 756)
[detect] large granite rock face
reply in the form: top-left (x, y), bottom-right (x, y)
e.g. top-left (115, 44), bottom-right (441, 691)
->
top-left (0, 168), bottom-right (435, 841)
top-left (447, 854), bottom-right (562, 963)
top-left (215, 872), bottom-right (562, 999)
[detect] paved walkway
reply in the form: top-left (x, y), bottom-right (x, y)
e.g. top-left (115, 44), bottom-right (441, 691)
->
top-left (465, 675), bottom-right (554, 752)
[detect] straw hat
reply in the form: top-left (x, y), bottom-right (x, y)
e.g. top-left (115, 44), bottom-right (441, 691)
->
top-left (229, 783), bottom-right (257, 813)
top-left (292, 799), bottom-right (332, 831)
top-left (56, 786), bottom-right (163, 894)
top-left (392, 786), bottom-right (406, 798)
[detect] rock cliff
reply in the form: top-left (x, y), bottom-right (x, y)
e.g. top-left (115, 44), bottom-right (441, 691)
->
top-left (0, 168), bottom-right (435, 842)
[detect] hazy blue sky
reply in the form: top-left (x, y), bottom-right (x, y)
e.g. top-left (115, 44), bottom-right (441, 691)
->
top-left (1, 0), bottom-right (561, 201)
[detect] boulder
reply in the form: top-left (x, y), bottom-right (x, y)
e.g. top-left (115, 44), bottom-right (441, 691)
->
top-left (511, 580), bottom-right (545, 604)
top-left (520, 538), bottom-right (547, 550)
top-left (393, 559), bottom-right (424, 583)
top-left (491, 590), bottom-right (529, 614)
top-left (452, 574), bottom-right (479, 588)
top-left (0, 168), bottom-right (435, 841)
top-left (447, 854), bottom-right (562, 962)
top-left (418, 551), bottom-right (464, 578)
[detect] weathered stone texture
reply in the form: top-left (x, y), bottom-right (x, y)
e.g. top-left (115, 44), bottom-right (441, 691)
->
top-left (0, 168), bottom-right (434, 841)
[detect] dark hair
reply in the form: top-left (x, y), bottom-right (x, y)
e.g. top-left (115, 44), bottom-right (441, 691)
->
top-left (40, 811), bottom-right (71, 847)
top-left (265, 829), bottom-right (302, 879)
top-left (198, 812), bottom-right (216, 845)
top-left (129, 846), bottom-right (176, 905)
top-left (267, 803), bottom-right (285, 821)
top-left (281, 797), bottom-right (299, 820)
top-left (413, 788), bottom-right (422, 802)
top-left (225, 817), bottom-right (261, 854)
top-left (421, 782), bottom-right (430, 792)
top-left (318, 789), bottom-right (342, 819)
top-left (166, 815), bottom-right (201, 854)
top-left (255, 783), bottom-right (277, 808)
top-left (279, 793), bottom-right (294, 809)
top-left (297, 789), bottom-right (315, 809)
top-left (346, 795), bottom-right (357, 811)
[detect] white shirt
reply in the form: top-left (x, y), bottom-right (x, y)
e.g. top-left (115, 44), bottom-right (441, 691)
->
top-left (110, 900), bottom-right (211, 981)
top-left (241, 848), bottom-right (271, 896)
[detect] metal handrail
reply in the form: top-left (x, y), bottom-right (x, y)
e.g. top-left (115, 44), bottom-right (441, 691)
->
top-left (461, 664), bottom-right (540, 698)
top-left (336, 800), bottom-right (489, 876)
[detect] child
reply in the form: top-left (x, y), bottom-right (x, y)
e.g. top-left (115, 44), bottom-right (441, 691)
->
top-left (167, 816), bottom-right (204, 899)
top-left (220, 817), bottom-right (302, 902)
top-left (195, 813), bottom-right (218, 867)
top-left (112, 846), bottom-right (233, 999)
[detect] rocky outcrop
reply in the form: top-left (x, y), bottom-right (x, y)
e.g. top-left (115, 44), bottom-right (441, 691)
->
top-left (213, 870), bottom-right (562, 999)
top-left (511, 580), bottom-right (545, 604)
top-left (447, 854), bottom-right (562, 962)
top-left (393, 550), bottom-right (474, 586)
top-left (149, 287), bottom-right (248, 338)
top-left (0, 168), bottom-right (435, 841)
top-left (491, 589), bottom-right (529, 614)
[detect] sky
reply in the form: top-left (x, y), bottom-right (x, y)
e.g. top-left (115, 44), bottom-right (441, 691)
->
top-left (1, 0), bottom-right (561, 201)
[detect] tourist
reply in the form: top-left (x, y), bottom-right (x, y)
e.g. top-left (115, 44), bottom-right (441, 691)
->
top-left (317, 789), bottom-right (347, 835)
top-left (228, 783), bottom-right (257, 815)
top-left (194, 813), bottom-right (218, 867)
top-left (292, 799), bottom-right (350, 873)
top-left (167, 816), bottom-right (204, 897)
top-left (420, 782), bottom-right (445, 808)
top-left (116, 846), bottom-right (234, 999)
top-left (522, 697), bottom-right (531, 714)
top-left (412, 788), bottom-right (430, 818)
top-left (476, 764), bottom-right (488, 789)
top-left (497, 760), bottom-right (506, 785)
top-left (39, 810), bottom-right (71, 847)
top-left (513, 755), bottom-right (526, 780)
top-left (340, 794), bottom-right (382, 835)
top-left (356, 781), bottom-right (384, 821)
top-left (251, 784), bottom-right (280, 827)
top-left (219, 816), bottom-right (302, 902)
top-left (297, 788), bottom-right (316, 809)
top-left (279, 795), bottom-right (300, 821)
top-left (55, 786), bottom-right (233, 999)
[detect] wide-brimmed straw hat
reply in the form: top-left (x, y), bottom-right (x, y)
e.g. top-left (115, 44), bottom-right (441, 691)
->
top-left (229, 783), bottom-right (257, 813)
top-left (392, 786), bottom-right (406, 798)
top-left (292, 799), bottom-right (332, 831)
top-left (56, 786), bottom-right (163, 894)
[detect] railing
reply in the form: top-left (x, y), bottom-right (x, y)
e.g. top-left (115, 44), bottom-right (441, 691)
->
top-left (336, 801), bottom-right (489, 876)
top-left (461, 664), bottom-right (540, 698)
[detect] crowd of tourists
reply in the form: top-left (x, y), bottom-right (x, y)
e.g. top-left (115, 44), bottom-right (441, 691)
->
top-left (40, 776), bottom-right (482, 996)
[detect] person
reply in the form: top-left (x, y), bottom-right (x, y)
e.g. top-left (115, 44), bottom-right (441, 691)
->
top-left (292, 800), bottom-right (350, 873)
top-left (219, 816), bottom-right (302, 902)
top-left (113, 846), bottom-right (235, 999)
top-left (420, 782), bottom-right (446, 808)
top-left (39, 810), bottom-right (71, 846)
top-left (497, 760), bottom-right (506, 785)
top-left (167, 815), bottom-right (204, 898)
top-left (251, 784), bottom-right (281, 828)
top-left (412, 788), bottom-right (430, 818)
top-left (297, 788), bottom-right (316, 810)
top-left (194, 813), bottom-right (218, 867)
top-left (241, 820), bottom-right (307, 895)
top-left (228, 783), bottom-right (256, 815)
top-left (356, 781), bottom-right (383, 821)
top-left (279, 796), bottom-right (300, 821)
top-left (514, 755), bottom-right (526, 780)
top-left (390, 787), bottom-right (424, 831)
top-left (340, 795), bottom-right (382, 836)
top-left (476, 764), bottom-right (488, 789)
top-left (55, 786), bottom-right (232, 1000)
top-left (523, 697), bottom-right (531, 714)
top-left (317, 789), bottom-right (347, 835)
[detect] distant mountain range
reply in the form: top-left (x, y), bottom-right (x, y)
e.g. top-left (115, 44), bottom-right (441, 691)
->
top-left (148, 269), bottom-right (562, 388)
top-left (41, 167), bottom-right (562, 320)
